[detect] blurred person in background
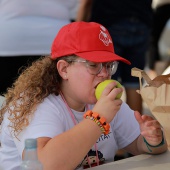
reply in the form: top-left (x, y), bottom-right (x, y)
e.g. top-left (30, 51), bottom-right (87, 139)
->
top-left (70, 0), bottom-right (80, 22)
top-left (0, 0), bottom-right (77, 95)
top-left (77, 0), bottom-right (153, 114)
top-left (147, 0), bottom-right (170, 78)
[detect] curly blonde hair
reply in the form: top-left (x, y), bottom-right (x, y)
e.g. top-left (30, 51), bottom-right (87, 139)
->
top-left (0, 55), bottom-right (77, 136)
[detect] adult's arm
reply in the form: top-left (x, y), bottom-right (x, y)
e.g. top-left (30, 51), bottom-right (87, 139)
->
top-left (76, 0), bottom-right (93, 21)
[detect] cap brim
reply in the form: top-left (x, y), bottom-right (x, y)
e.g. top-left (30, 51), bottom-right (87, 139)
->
top-left (75, 51), bottom-right (131, 65)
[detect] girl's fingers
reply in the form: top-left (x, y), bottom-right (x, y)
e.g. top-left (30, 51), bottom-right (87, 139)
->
top-left (141, 115), bottom-right (153, 121)
top-left (113, 98), bottom-right (123, 106)
top-left (108, 87), bottom-right (123, 100)
top-left (134, 111), bottom-right (144, 125)
top-left (101, 81), bottom-right (117, 97)
top-left (145, 120), bottom-right (161, 128)
top-left (141, 128), bottom-right (162, 136)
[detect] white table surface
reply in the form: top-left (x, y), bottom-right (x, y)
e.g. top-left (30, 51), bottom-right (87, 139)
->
top-left (90, 149), bottom-right (170, 170)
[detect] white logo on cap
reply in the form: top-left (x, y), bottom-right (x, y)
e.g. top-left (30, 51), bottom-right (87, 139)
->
top-left (99, 26), bottom-right (112, 46)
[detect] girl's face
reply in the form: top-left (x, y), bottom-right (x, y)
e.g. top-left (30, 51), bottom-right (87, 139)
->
top-left (58, 58), bottom-right (111, 111)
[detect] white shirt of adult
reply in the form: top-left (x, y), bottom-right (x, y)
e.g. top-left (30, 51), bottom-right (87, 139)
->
top-left (0, 94), bottom-right (140, 170)
top-left (0, 0), bottom-right (77, 56)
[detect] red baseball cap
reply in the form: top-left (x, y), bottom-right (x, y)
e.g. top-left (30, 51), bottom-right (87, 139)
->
top-left (51, 22), bottom-right (131, 64)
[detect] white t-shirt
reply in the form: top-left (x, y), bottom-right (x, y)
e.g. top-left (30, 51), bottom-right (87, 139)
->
top-left (0, 0), bottom-right (77, 56)
top-left (0, 94), bottom-right (140, 170)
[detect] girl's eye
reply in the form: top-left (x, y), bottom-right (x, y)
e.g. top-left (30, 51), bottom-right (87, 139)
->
top-left (88, 62), bottom-right (98, 68)
top-left (107, 64), bottom-right (112, 68)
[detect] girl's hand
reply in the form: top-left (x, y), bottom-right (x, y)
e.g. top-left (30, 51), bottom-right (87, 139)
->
top-left (134, 111), bottom-right (163, 146)
top-left (93, 81), bottom-right (123, 123)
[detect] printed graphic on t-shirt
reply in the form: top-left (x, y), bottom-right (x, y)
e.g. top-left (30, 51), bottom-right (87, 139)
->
top-left (82, 149), bottom-right (105, 169)
top-left (76, 132), bottom-right (112, 169)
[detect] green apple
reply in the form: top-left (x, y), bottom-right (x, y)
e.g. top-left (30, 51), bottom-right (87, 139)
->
top-left (95, 79), bottom-right (122, 100)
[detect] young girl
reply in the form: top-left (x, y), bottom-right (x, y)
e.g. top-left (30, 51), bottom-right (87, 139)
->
top-left (0, 21), bottom-right (167, 170)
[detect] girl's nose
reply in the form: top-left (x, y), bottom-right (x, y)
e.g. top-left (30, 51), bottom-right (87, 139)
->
top-left (97, 66), bottom-right (109, 77)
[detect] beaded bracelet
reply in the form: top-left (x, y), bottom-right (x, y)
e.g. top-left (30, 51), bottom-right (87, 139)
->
top-left (84, 110), bottom-right (110, 135)
top-left (143, 131), bottom-right (165, 152)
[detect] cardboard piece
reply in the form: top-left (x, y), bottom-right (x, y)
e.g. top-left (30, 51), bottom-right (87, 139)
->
top-left (132, 67), bottom-right (170, 148)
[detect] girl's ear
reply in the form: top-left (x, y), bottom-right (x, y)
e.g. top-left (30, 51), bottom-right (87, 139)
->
top-left (57, 60), bottom-right (69, 80)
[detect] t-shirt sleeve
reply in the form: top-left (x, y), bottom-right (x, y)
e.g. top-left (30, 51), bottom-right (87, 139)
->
top-left (111, 102), bottom-right (140, 149)
top-left (14, 97), bottom-right (66, 157)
